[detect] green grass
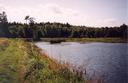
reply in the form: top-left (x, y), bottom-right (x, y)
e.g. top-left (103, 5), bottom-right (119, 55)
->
top-left (0, 38), bottom-right (85, 83)
top-left (41, 38), bottom-right (127, 43)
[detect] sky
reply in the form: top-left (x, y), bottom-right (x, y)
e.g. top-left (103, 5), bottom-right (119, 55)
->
top-left (0, 0), bottom-right (127, 27)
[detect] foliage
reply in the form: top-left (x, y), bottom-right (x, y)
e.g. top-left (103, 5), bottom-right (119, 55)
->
top-left (0, 11), bottom-right (10, 37)
top-left (0, 11), bottom-right (127, 40)
top-left (41, 38), bottom-right (127, 43)
top-left (0, 39), bottom-right (85, 83)
top-left (7, 22), bottom-right (128, 40)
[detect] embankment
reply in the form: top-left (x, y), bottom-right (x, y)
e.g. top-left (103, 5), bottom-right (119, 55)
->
top-left (0, 38), bottom-right (85, 83)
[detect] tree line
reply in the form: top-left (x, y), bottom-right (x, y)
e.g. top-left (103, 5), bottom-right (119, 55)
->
top-left (0, 11), bottom-right (127, 40)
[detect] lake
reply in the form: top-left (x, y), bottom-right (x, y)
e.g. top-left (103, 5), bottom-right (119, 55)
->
top-left (35, 42), bottom-right (127, 83)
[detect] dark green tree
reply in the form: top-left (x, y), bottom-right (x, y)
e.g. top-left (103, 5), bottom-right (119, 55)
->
top-left (0, 11), bottom-right (10, 37)
top-left (25, 16), bottom-right (40, 41)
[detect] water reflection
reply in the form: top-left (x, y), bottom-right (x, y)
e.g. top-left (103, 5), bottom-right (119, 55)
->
top-left (35, 42), bottom-right (127, 83)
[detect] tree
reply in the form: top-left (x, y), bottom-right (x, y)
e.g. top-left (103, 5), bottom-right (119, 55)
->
top-left (25, 15), bottom-right (30, 24)
top-left (120, 24), bottom-right (128, 38)
top-left (24, 16), bottom-right (40, 41)
top-left (0, 11), bottom-right (7, 23)
top-left (0, 11), bottom-right (10, 37)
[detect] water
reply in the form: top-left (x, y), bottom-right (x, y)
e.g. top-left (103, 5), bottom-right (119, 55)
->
top-left (35, 42), bottom-right (128, 83)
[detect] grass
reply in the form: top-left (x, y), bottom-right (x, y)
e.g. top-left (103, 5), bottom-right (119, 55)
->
top-left (0, 38), bottom-right (85, 83)
top-left (41, 38), bottom-right (127, 43)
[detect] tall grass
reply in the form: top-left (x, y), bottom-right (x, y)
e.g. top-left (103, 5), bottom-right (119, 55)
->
top-left (0, 38), bottom-right (85, 83)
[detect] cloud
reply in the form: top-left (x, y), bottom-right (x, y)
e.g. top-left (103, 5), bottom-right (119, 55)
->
top-left (0, 3), bottom-right (95, 26)
top-left (101, 18), bottom-right (120, 26)
top-left (6, 3), bottom-right (87, 25)
top-left (103, 18), bottom-right (117, 24)
top-left (44, 3), bottom-right (63, 14)
top-left (41, 3), bottom-right (79, 16)
top-left (0, 3), bottom-right (123, 27)
top-left (0, 4), bottom-right (6, 12)
top-left (0, 3), bottom-right (83, 23)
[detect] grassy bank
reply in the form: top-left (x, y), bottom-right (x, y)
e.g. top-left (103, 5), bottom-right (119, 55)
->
top-left (41, 38), bottom-right (127, 43)
top-left (0, 38), bottom-right (85, 83)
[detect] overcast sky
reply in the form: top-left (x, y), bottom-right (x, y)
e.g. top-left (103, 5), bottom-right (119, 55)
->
top-left (0, 0), bottom-right (127, 27)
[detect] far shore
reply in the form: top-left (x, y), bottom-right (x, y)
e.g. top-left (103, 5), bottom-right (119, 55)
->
top-left (40, 38), bottom-right (127, 43)
top-left (1, 38), bottom-right (126, 43)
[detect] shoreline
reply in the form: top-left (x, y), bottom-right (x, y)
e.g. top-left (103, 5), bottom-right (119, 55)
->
top-left (0, 38), bottom-right (86, 83)
top-left (35, 44), bottom-right (85, 77)
top-left (35, 43), bottom-right (105, 83)
top-left (35, 41), bottom-right (127, 83)
top-left (40, 38), bottom-right (127, 43)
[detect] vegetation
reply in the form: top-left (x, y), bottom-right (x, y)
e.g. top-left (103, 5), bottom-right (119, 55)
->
top-left (0, 11), bottom-right (127, 41)
top-left (0, 12), bottom-right (10, 37)
top-left (41, 38), bottom-right (127, 43)
top-left (0, 38), bottom-right (85, 83)
top-left (0, 11), bottom-right (116, 83)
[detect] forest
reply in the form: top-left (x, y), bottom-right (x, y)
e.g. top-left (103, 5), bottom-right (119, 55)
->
top-left (0, 11), bottom-right (127, 41)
